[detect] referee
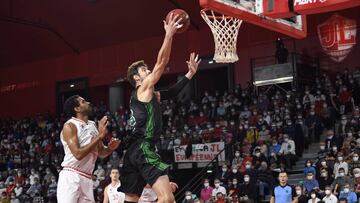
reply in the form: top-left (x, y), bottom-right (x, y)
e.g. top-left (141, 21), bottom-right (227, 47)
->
top-left (270, 171), bottom-right (298, 203)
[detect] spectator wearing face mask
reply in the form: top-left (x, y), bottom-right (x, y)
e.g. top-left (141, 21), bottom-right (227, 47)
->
top-left (258, 125), bottom-right (270, 142)
top-left (235, 125), bottom-right (247, 144)
top-left (257, 161), bottom-right (274, 199)
top-left (279, 134), bottom-right (296, 170)
top-left (331, 168), bottom-right (354, 196)
top-left (352, 168), bottom-right (360, 194)
top-left (336, 116), bottom-right (351, 138)
top-left (183, 191), bottom-right (196, 203)
top-left (256, 116), bottom-right (268, 130)
top-left (245, 126), bottom-right (259, 144)
top-left (348, 153), bottom-right (360, 175)
top-left (200, 179), bottom-right (213, 203)
top-left (305, 109), bottom-right (323, 142)
top-left (304, 160), bottom-right (317, 176)
top-left (303, 172), bottom-right (319, 194)
top-left (334, 153), bottom-right (349, 178)
top-left (252, 149), bottom-right (267, 169)
top-left (324, 130), bottom-right (341, 150)
top-left (240, 161), bottom-right (257, 181)
top-left (318, 168), bottom-right (334, 191)
top-left (239, 175), bottom-right (257, 203)
top-left (307, 190), bottom-right (320, 203)
top-left (283, 119), bottom-right (296, 140)
top-left (228, 165), bottom-right (242, 183)
top-left (317, 143), bottom-right (329, 163)
top-left (239, 151), bottom-right (253, 168)
top-left (269, 139), bottom-right (281, 154)
top-left (338, 183), bottom-right (357, 203)
top-left (217, 164), bottom-right (230, 184)
top-left (303, 90), bottom-right (315, 107)
top-left (294, 185), bottom-right (308, 203)
top-left (321, 185), bottom-right (337, 203)
top-left (232, 150), bottom-right (242, 166)
top-left (326, 145), bottom-right (338, 167)
top-left (212, 179), bottom-right (226, 201)
top-left (227, 178), bottom-right (240, 197)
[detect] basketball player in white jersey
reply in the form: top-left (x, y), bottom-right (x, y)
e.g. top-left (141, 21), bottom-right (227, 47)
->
top-left (103, 167), bottom-right (125, 203)
top-left (57, 95), bottom-right (120, 203)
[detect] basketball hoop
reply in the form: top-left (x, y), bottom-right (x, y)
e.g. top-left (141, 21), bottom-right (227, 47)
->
top-left (200, 9), bottom-right (242, 63)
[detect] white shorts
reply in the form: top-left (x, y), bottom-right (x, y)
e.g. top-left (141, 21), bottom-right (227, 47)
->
top-left (57, 169), bottom-right (94, 203)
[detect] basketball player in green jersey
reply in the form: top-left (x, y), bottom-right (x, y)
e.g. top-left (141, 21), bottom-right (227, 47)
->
top-left (118, 13), bottom-right (201, 203)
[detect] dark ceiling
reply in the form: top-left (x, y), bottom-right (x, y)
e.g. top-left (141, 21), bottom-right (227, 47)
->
top-left (0, 0), bottom-right (359, 68)
top-left (0, 0), bottom-right (205, 68)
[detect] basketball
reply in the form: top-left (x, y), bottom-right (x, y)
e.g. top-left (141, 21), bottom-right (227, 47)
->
top-left (166, 9), bottom-right (190, 34)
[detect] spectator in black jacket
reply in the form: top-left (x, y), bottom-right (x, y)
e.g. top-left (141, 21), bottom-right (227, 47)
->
top-left (318, 168), bottom-right (334, 191)
top-left (294, 185), bottom-right (308, 203)
top-left (317, 142), bottom-right (329, 164)
top-left (325, 130), bottom-right (342, 149)
top-left (217, 164), bottom-right (231, 184)
top-left (239, 174), bottom-right (257, 203)
top-left (252, 148), bottom-right (267, 169)
top-left (257, 161), bottom-right (274, 200)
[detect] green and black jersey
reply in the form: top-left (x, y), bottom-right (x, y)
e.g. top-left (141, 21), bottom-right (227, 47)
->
top-left (129, 88), bottom-right (162, 142)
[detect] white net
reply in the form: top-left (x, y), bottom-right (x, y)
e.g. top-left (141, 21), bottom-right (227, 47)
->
top-left (201, 9), bottom-right (242, 63)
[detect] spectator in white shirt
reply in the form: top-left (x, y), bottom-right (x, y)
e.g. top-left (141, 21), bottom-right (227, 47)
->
top-left (334, 152), bottom-right (349, 178)
top-left (212, 179), bottom-right (226, 201)
top-left (279, 134), bottom-right (296, 170)
top-left (322, 186), bottom-right (338, 203)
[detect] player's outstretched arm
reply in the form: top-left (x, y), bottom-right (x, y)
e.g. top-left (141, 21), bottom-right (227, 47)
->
top-left (63, 116), bottom-right (108, 160)
top-left (141, 13), bottom-right (180, 91)
top-left (158, 52), bottom-right (201, 100)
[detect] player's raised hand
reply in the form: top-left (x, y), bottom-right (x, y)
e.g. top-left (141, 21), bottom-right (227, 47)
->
top-left (163, 12), bottom-right (182, 37)
top-left (98, 116), bottom-right (108, 138)
top-left (108, 137), bottom-right (121, 150)
top-left (185, 52), bottom-right (201, 79)
top-left (170, 182), bottom-right (178, 193)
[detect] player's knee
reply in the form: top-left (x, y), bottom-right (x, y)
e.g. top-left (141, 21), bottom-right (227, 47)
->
top-left (158, 193), bottom-right (174, 203)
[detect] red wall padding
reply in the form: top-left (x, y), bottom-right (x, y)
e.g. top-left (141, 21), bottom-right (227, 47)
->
top-left (1, 24), bottom-right (360, 118)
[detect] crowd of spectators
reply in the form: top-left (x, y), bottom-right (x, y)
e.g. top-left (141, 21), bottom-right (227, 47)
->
top-left (1, 67), bottom-right (360, 202)
top-left (181, 68), bottom-right (360, 203)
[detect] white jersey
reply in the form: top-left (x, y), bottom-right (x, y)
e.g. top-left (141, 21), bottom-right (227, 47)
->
top-left (60, 117), bottom-right (98, 175)
top-left (106, 182), bottom-right (125, 203)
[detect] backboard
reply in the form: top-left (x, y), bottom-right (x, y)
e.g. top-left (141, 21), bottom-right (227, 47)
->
top-left (199, 0), bottom-right (307, 39)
